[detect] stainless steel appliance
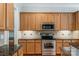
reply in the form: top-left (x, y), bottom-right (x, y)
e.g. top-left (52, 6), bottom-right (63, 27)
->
top-left (42, 40), bottom-right (56, 56)
top-left (40, 33), bottom-right (54, 40)
top-left (42, 23), bottom-right (54, 30)
top-left (40, 33), bottom-right (56, 56)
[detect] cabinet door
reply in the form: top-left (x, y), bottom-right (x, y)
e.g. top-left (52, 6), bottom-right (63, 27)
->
top-left (60, 13), bottom-right (68, 30)
top-left (54, 14), bottom-right (61, 30)
top-left (47, 14), bottom-right (55, 23)
top-left (56, 40), bottom-right (62, 55)
top-left (26, 42), bottom-right (34, 54)
top-left (35, 40), bottom-right (42, 54)
top-left (18, 47), bottom-right (23, 56)
top-left (68, 13), bottom-right (76, 30)
top-left (36, 14), bottom-right (42, 30)
top-left (19, 41), bottom-right (26, 54)
top-left (20, 13), bottom-right (28, 30)
top-left (29, 14), bottom-right (36, 30)
top-left (76, 12), bottom-right (79, 30)
top-left (7, 3), bottom-right (14, 30)
top-left (0, 3), bottom-right (6, 30)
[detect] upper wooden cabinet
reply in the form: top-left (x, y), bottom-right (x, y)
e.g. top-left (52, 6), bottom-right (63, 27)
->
top-left (0, 3), bottom-right (6, 30)
top-left (54, 14), bottom-right (61, 30)
top-left (68, 13), bottom-right (76, 30)
top-left (76, 12), bottom-right (79, 30)
top-left (20, 13), bottom-right (36, 30)
top-left (20, 12), bottom-right (76, 31)
top-left (0, 3), bottom-right (14, 30)
top-left (60, 13), bottom-right (69, 30)
top-left (7, 3), bottom-right (14, 31)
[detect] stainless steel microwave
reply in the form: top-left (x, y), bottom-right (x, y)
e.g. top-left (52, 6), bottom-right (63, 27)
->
top-left (42, 24), bottom-right (54, 30)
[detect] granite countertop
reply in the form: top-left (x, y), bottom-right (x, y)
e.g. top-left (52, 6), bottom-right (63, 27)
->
top-left (0, 45), bottom-right (21, 56)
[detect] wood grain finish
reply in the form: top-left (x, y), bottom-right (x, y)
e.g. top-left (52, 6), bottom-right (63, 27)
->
top-left (35, 40), bottom-right (42, 54)
top-left (19, 39), bottom-right (42, 55)
top-left (0, 3), bottom-right (6, 30)
top-left (7, 3), bottom-right (14, 30)
top-left (26, 42), bottom-right (35, 54)
top-left (76, 12), bottom-right (79, 30)
top-left (54, 14), bottom-right (61, 30)
top-left (60, 13), bottom-right (69, 30)
top-left (20, 12), bottom-right (76, 31)
top-left (18, 40), bottom-right (27, 54)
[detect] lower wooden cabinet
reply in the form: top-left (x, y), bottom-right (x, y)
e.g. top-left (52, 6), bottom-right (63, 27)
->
top-left (56, 42), bottom-right (62, 55)
top-left (18, 40), bottom-right (27, 54)
top-left (26, 42), bottom-right (35, 54)
top-left (18, 47), bottom-right (23, 56)
top-left (18, 39), bottom-right (42, 55)
top-left (35, 40), bottom-right (42, 54)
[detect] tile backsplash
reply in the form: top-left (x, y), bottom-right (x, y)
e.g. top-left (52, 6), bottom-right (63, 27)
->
top-left (18, 31), bottom-right (41, 39)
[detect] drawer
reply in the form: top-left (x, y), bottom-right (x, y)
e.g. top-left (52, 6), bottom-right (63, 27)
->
top-left (18, 39), bottom-right (26, 42)
top-left (35, 40), bottom-right (41, 42)
top-left (27, 40), bottom-right (34, 42)
top-left (56, 40), bottom-right (62, 42)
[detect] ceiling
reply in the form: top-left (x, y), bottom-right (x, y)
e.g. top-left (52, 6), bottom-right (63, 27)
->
top-left (14, 3), bottom-right (79, 12)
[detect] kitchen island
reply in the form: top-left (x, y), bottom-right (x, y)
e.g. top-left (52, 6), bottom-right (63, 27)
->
top-left (0, 45), bottom-right (23, 56)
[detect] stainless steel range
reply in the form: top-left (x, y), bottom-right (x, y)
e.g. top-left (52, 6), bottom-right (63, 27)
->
top-left (42, 40), bottom-right (56, 56)
top-left (40, 32), bottom-right (56, 56)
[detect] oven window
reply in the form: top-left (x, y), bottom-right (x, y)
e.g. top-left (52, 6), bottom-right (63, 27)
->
top-left (44, 43), bottom-right (54, 49)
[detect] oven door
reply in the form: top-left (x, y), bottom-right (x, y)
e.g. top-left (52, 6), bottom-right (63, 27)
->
top-left (42, 40), bottom-right (56, 55)
top-left (42, 40), bottom-right (55, 50)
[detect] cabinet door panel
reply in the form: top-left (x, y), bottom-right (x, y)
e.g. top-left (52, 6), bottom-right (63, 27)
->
top-left (76, 12), bottom-right (79, 30)
top-left (29, 14), bottom-right (36, 30)
top-left (19, 42), bottom-right (26, 54)
top-left (7, 3), bottom-right (14, 30)
top-left (54, 14), bottom-right (61, 30)
top-left (56, 42), bottom-right (62, 55)
top-left (35, 42), bottom-right (42, 54)
top-left (0, 3), bottom-right (6, 30)
top-left (61, 13), bottom-right (68, 30)
top-left (68, 13), bottom-right (76, 30)
top-left (26, 42), bottom-right (34, 54)
top-left (36, 14), bottom-right (42, 30)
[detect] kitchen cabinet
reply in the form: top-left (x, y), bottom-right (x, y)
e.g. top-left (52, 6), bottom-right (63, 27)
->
top-left (54, 13), bottom-right (61, 30)
top-left (60, 13), bottom-right (69, 30)
top-left (76, 12), bottom-right (79, 30)
top-left (35, 14), bottom-right (42, 30)
top-left (56, 40), bottom-right (62, 55)
top-left (68, 13), bottom-right (76, 30)
top-left (20, 13), bottom-right (36, 30)
top-left (19, 39), bottom-right (42, 55)
top-left (18, 47), bottom-right (23, 56)
top-left (18, 40), bottom-right (27, 55)
top-left (29, 14), bottom-right (36, 30)
top-left (0, 3), bottom-right (6, 30)
top-left (35, 40), bottom-right (42, 54)
top-left (7, 3), bottom-right (14, 31)
top-left (26, 40), bottom-right (35, 54)
top-left (20, 13), bottom-right (28, 30)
